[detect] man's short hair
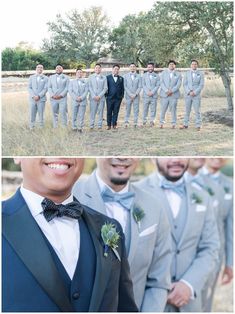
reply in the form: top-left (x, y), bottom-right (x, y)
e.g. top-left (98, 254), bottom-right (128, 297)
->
top-left (56, 64), bottom-right (63, 68)
top-left (147, 62), bottom-right (155, 67)
top-left (76, 68), bottom-right (83, 72)
top-left (129, 62), bottom-right (137, 67)
top-left (95, 63), bottom-right (102, 67)
top-left (191, 59), bottom-right (199, 65)
top-left (168, 60), bottom-right (177, 65)
top-left (113, 64), bottom-right (120, 69)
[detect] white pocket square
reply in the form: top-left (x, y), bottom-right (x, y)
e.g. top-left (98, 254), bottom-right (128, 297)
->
top-left (224, 193), bottom-right (232, 200)
top-left (196, 205), bottom-right (206, 212)
top-left (139, 224), bottom-right (157, 237)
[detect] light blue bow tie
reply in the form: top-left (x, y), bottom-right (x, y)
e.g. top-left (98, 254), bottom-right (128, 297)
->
top-left (208, 174), bottom-right (221, 184)
top-left (101, 187), bottom-right (135, 210)
top-left (160, 179), bottom-right (185, 197)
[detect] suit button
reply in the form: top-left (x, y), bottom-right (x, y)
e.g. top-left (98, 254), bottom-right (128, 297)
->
top-left (174, 225), bottom-right (177, 229)
top-left (176, 250), bottom-right (180, 254)
top-left (72, 292), bottom-right (80, 300)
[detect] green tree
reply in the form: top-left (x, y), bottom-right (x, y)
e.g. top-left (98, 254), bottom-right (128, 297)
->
top-left (151, 1), bottom-right (233, 110)
top-left (42, 6), bottom-right (111, 68)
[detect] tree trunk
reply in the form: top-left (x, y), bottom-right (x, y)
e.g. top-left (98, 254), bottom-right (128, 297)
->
top-left (220, 72), bottom-right (233, 111)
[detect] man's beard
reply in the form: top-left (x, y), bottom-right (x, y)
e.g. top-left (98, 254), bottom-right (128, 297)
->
top-left (156, 160), bottom-right (188, 182)
top-left (110, 177), bottom-right (129, 185)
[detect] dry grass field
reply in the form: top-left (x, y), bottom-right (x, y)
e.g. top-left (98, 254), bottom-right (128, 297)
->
top-left (2, 77), bottom-right (233, 156)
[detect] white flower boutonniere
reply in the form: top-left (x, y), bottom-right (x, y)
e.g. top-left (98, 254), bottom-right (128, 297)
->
top-left (191, 192), bottom-right (203, 204)
top-left (101, 223), bottom-right (121, 261)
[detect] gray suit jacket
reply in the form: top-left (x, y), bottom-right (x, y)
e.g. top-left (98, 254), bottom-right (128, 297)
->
top-left (183, 70), bottom-right (204, 97)
top-left (28, 74), bottom-right (48, 102)
top-left (136, 172), bottom-right (220, 312)
top-left (199, 170), bottom-right (233, 268)
top-left (142, 72), bottom-right (160, 99)
top-left (160, 70), bottom-right (182, 99)
top-left (68, 79), bottom-right (88, 105)
top-left (73, 171), bottom-right (172, 312)
top-left (124, 73), bottom-right (142, 100)
top-left (88, 74), bottom-right (108, 100)
top-left (48, 74), bottom-right (69, 98)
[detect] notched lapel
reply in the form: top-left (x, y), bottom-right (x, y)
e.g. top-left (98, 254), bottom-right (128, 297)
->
top-left (2, 205), bottom-right (73, 312)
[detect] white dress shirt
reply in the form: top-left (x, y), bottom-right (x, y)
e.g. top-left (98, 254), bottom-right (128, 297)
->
top-left (56, 75), bottom-right (61, 83)
top-left (112, 75), bottom-right (118, 83)
top-left (96, 171), bottom-right (130, 232)
top-left (20, 186), bottom-right (80, 279)
top-left (131, 74), bottom-right (135, 81)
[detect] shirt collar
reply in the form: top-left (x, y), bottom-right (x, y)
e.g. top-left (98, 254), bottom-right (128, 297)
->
top-left (95, 170), bottom-right (129, 194)
top-left (20, 186), bottom-right (73, 218)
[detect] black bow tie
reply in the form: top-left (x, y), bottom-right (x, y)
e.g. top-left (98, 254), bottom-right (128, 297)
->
top-left (114, 75), bottom-right (118, 77)
top-left (41, 198), bottom-right (83, 222)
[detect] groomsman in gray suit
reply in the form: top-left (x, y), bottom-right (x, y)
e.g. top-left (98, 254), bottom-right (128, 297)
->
top-left (28, 64), bottom-right (48, 129)
top-left (136, 158), bottom-right (220, 312)
top-left (48, 64), bottom-right (69, 128)
top-left (69, 69), bottom-right (88, 132)
top-left (199, 158), bottom-right (233, 310)
top-left (73, 158), bottom-right (172, 311)
top-left (142, 62), bottom-right (160, 127)
top-left (160, 60), bottom-right (182, 128)
top-left (88, 63), bottom-right (108, 130)
top-left (124, 63), bottom-right (142, 128)
top-left (180, 60), bottom-right (204, 131)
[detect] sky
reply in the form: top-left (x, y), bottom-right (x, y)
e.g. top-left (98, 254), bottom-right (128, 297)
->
top-left (0, 0), bottom-right (156, 49)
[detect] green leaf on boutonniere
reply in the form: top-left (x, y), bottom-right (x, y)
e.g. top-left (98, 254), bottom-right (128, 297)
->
top-left (101, 223), bottom-right (120, 261)
top-left (132, 205), bottom-right (145, 228)
top-left (191, 192), bottom-right (203, 204)
top-left (224, 186), bottom-right (230, 194)
top-left (205, 186), bottom-right (215, 196)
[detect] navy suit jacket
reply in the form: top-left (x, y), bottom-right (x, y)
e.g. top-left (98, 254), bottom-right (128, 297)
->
top-left (106, 74), bottom-right (124, 100)
top-left (2, 189), bottom-right (138, 312)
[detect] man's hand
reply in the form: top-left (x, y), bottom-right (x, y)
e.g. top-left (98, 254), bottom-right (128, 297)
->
top-left (147, 91), bottom-right (153, 97)
top-left (167, 281), bottom-right (192, 308)
top-left (33, 96), bottom-right (40, 101)
top-left (52, 95), bottom-right (62, 100)
top-left (189, 91), bottom-right (196, 97)
top-left (77, 96), bottom-right (82, 102)
top-left (167, 90), bottom-right (173, 96)
top-left (221, 266), bottom-right (233, 285)
top-left (130, 94), bottom-right (136, 101)
top-left (94, 96), bottom-right (101, 102)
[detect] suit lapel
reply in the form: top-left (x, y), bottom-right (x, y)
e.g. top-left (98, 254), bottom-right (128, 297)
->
top-left (82, 210), bottom-right (112, 311)
top-left (2, 195), bottom-right (73, 312)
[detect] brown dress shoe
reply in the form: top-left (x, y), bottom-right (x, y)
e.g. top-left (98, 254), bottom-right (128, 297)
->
top-left (113, 125), bottom-right (118, 130)
top-left (196, 127), bottom-right (201, 131)
top-left (107, 126), bottom-right (111, 130)
top-left (160, 124), bottom-right (163, 129)
top-left (171, 125), bottom-right (176, 129)
top-left (179, 125), bottom-right (188, 129)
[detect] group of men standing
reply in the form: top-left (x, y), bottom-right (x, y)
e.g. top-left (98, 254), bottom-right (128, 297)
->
top-left (28, 60), bottom-right (204, 132)
top-left (3, 157), bottom-right (233, 312)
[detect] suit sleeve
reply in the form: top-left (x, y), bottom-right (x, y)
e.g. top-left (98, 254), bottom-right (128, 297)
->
top-left (38, 76), bottom-right (48, 98)
top-left (160, 72), bottom-right (169, 93)
top-left (141, 208), bottom-right (172, 312)
top-left (48, 76), bottom-right (54, 97)
top-left (117, 226), bottom-right (139, 312)
top-left (183, 73), bottom-right (191, 95)
top-left (121, 77), bottom-right (124, 99)
top-left (98, 77), bottom-right (108, 98)
top-left (194, 72), bottom-right (205, 96)
top-left (28, 76), bottom-right (34, 98)
top-left (89, 77), bottom-right (96, 99)
top-left (135, 76), bottom-right (142, 96)
top-left (68, 81), bottom-right (77, 101)
top-left (171, 73), bottom-right (182, 93)
top-left (225, 204), bottom-right (233, 267)
top-left (142, 75), bottom-right (149, 95)
top-left (60, 76), bottom-right (69, 97)
top-left (124, 75), bottom-right (133, 97)
top-left (180, 197), bottom-right (220, 297)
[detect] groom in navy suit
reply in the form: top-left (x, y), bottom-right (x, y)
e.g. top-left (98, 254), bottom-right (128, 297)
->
top-left (2, 158), bottom-right (138, 312)
top-left (106, 64), bottom-right (124, 130)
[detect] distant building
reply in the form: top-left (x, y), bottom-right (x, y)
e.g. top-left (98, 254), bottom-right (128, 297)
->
top-left (97, 57), bottom-right (127, 68)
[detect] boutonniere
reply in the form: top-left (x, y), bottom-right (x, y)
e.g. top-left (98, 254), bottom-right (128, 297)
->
top-left (205, 186), bottom-right (215, 196)
top-left (101, 223), bottom-right (121, 261)
top-left (132, 205), bottom-right (145, 229)
top-left (191, 192), bottom-right (203, 204)
top-left (224, 186), bottom-right (230, 194)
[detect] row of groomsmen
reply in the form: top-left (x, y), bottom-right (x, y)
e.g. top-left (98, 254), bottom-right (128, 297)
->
top-left (28, 60), bottom-right (204, 132)
top-left (3, 157), bottom-right (233, 312)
